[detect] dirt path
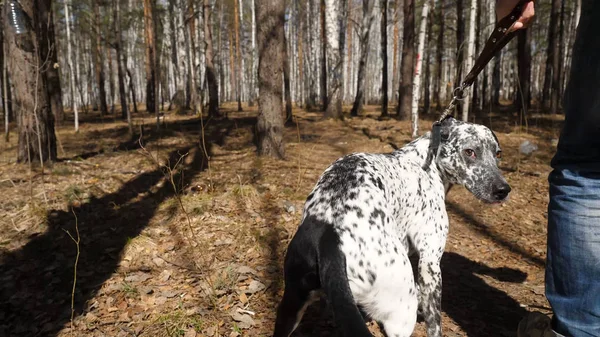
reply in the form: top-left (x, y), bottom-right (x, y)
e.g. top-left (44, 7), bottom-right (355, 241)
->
top-left (0, 107), bottom-right (558, 337)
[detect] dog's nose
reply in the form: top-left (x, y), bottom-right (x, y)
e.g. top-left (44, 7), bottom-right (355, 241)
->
top-left (493, 183), bottom-right (511, 200)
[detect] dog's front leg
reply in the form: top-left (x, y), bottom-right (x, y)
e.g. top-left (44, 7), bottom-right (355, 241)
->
top-left (418, 257), bottom-right (443, 337)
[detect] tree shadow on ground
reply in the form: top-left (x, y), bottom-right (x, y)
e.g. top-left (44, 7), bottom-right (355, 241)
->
top-left (446, 201), bottom-right (545, 268)
top-left (0, 117), bottom-right (246, 336)
top-left (441, 252), bottom-right (528, 337)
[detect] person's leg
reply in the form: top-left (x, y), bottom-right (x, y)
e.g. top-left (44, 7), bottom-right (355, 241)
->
top-left (544, 1), bottom-right (600, 336)
top-left (546, 168), bottom-right (600, 336)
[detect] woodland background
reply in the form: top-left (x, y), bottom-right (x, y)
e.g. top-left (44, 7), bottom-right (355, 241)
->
top-left (0, 0), bottom-right (577, 336)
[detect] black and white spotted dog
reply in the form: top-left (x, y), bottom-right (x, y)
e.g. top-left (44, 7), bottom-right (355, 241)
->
top-left (272, 117), bottom-right (511, 337)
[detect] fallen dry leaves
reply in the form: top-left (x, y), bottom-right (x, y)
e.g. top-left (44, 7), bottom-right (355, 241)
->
top-left (0, 105), bottom-right (559, 336)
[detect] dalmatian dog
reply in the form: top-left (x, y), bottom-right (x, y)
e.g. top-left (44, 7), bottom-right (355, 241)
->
top-left (272, 117), bottom-right (511, 337)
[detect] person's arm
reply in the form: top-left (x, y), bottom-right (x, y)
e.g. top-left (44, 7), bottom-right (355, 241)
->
top-left (496, 0), bottom-right (535, 32)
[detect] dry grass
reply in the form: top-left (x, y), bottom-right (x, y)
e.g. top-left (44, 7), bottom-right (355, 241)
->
top-left (0, 104), bottom-right (562, 337)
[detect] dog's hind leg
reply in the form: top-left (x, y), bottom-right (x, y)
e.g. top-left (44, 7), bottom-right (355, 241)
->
top-left (365, 251), bottom-right (417, 337)
top-left (273, 286), bottom-right (319, 337)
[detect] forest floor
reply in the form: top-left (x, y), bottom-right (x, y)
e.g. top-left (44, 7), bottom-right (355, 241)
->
top-left (0, 103), bottom-right (564, 337)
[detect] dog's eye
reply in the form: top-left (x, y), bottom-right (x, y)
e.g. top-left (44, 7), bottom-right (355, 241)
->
top-left (496, 151), bottom-right (502, 159)
top-left (464, 149), bottom-right (476, 158)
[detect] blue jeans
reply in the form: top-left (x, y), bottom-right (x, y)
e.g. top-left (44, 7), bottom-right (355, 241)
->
top-left (546, 168), bottom-right (600, 337)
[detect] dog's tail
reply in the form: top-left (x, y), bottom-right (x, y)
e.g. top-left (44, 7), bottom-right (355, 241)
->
top-left (319, 226), bottom-right (373, 337)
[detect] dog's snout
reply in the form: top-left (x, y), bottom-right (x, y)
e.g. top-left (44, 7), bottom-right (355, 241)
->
top-left (492, 183), bottom-right (511, 201)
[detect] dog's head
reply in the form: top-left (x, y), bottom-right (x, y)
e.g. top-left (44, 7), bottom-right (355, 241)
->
top-left (435, 117), bottom-right (511, 203)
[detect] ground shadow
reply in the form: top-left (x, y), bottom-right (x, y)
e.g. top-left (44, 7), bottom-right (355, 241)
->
top-left (441, 252), bottom-right (528, 336)
top-left (447, 201), bottom-right (545, 268)
top-left (281, 252), bottom-right (526, 337)
top-left (0, 118), bottom-right (241, 336)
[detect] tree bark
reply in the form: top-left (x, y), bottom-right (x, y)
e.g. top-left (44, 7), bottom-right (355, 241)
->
top-left (114, 0), bottom-right (131, 133)
top-left (44, 3), bottom-right (63, 123)
top-left (350, 0), bottom-right (376, 117)
top-left (320, 0), bottom-right (327, 111)
top-left (542, 0), bottom-right (560, 112)
top-left (203, 0), bottom-right (219, 117)
top-left (434, 1), bottom-right (444, 110)
top-left (461, 0), bottom-right (476, 122)
top-left (380, 0), bottom-right (389, 117)
top-left (233, 0), bottom-right (243, 111)
top-left (396, 0), bottom-right (414, 120)
top-left (283, 26), bottom-right (293, 121)
top-left (516, 28), bottom-right (531, 119)
top-left (63, 0), bottom-right (78, 131)
top-left (92, 0), bottom-right (108, 116)
top-left (454, 0), bottom-right (465, 113)
top-left (7, 0), bottom-right (57, 162)
top-left (144, 0), bottom-right (158, 124)
top-left (423, 3), bottom-right (433, 115)
top-left (324, 0), bottom-right (344, 118)
top-left (391, 0), bottom-right (401, 105)
top-left (411, 0), bottom-right (430, 136)
top-left (255, 0), bottom-right (285, 158)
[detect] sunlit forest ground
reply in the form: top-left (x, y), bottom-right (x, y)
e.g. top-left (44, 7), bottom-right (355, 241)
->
top-left (0, 103), bottom-right (564, 336)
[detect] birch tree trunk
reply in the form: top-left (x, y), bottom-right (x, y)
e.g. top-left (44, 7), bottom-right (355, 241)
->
top-left (350, 0), bottom-right (376, 117)
top-left (461, 0), bottom-right (476, 122)
top-left (63, 0), bottom-right (78, 131)
top-left (324, 0), bottom-right (343, 118)
top-left (255, 0), bottom-right (285, 158)
top-left (397, 0), bottom-right (414, 120)
top-left (380, 0), bottom-right (389, 117)
top-left (411, 0), bottom-right (430, 137)
top-left (250, 0), bottom-right (258, 104)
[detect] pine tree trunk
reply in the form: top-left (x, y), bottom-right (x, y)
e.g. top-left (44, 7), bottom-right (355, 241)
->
top-left (283, 28), bottom-right (293, 121)
top-left (423, 5), bottom-right (433, 115)
top-left (203, 0), bottom-right (219, 117)
top-left (350, 0), bottom-right (376, 117)
top-left (92, 0), bottom-right (108, 116)
top-left (320, 0), bottom-right (328, 111)
top-left (556, 0), bottom-right (566, 110)
top-left (434, 1), bottom-right (444, 110)
top-left (542, 0), bottom-right (560, 112)
top-left (411, 0), bottom-right (430, 137)
top-left (397, 0), bottom-right (414, 120)
top-left (380, 0), bottom-right (389, 117)
top-left (144, 0), bottom-right (158, 124)
top-left (45, 4), bottom-right (63, 123)
top-left (7, 0), bottom-right (57, 162)
top-left (63, 0), bottom-right (79, 131)
top-left (391, 0), bottom-right (401, 105)
top-left (114, 0), bottom-right (130, 132)
top-left (461, 0), bottom-right (476, 122)
top-left (233, 0), bottom-right (242, 111)
top-left (255, 0), bottom-right (285, 158)
top-left (516, 28), bottom-right (531, 119)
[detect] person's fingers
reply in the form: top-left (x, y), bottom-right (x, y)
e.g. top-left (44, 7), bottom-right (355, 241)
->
top-left (508, 1), bottom-right (535, 32)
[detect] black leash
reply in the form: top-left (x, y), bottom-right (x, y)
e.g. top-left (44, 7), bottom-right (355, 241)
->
top-left (422, 0), bottom-right (529, 170)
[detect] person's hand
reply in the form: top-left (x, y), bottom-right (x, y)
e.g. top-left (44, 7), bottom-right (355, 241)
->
top-left (496, 0), bottom-right (535, 32)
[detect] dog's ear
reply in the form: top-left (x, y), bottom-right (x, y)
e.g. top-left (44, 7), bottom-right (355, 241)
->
top-left (440, 116), bottom-right (458, 141)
